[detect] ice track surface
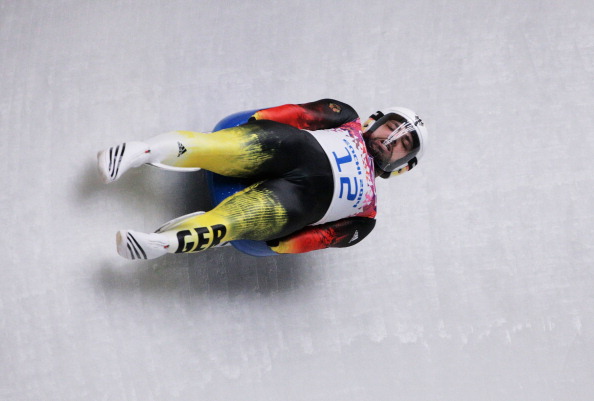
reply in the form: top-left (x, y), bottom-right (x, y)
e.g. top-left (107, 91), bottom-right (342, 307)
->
top-left (1, 1), bottom-right (593, 400)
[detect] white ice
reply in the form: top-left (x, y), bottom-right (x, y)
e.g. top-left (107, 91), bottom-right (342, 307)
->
top-left (1, 1), bottom-right (593, 400)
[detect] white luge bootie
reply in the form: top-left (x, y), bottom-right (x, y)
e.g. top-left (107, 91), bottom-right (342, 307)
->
top-left (116, 230), bottom-right (171, 260)
top-left (97, 142), bottom-right (151, 183)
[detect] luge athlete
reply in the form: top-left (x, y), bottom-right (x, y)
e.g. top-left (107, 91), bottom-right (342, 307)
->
top-left (97, 99), bottom-right (428, 259)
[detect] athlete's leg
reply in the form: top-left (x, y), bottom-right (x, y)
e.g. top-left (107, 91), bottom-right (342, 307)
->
top-left (117, 166), bottom-right (334, 260)
top-left (97, 121), bottom-right (304, 183)
top-left (145, 127), bottom-right (274, 177)
top-left (117, 180), bottom-right (291, 259)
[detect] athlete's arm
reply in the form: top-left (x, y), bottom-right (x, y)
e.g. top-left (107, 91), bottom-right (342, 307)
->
top-left (266, 217), bottom-right (376, 254)
top-left (250, 99), bottom-right (359, 130)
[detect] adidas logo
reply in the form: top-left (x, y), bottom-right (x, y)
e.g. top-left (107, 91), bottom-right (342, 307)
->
top-left (107, 143), bottom-right (126, 180)
top-left (349, 230), bottom-right (359, 243)
top-left (126, 232), bottom-right (147, 260)
top-left (177, 141), bottom-right (187, 157)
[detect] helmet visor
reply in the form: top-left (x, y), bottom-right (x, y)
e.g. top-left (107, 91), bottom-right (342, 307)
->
top-left (370, 113), bottom-right (420, 172)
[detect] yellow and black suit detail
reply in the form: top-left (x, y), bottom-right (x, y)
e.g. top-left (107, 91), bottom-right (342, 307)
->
top-left (156, 99), bottom-right (376, 254)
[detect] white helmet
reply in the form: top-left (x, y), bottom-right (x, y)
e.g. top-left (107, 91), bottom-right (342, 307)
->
top-left (362, 107), bottom-right (428, 177)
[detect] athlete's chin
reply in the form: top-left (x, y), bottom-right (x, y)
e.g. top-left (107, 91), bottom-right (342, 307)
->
top-left (368, 143), bottom-right (389, 165)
